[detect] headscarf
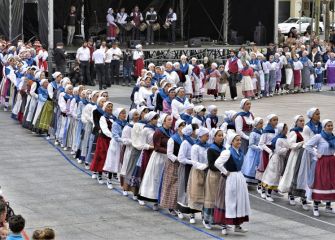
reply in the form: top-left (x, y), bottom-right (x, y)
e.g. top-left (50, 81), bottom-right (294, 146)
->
top-left (320, 119), bottom-right (335, 148)
top-left (174, 118), bottom-right (185, 131)
top-left (271, 123), bottom-right (287, 149)
top-left (290, 115), bottom-right (304, 132)
top-left (307, 107), bottom-right (318, 119)
top-left (52, 71), bottom-right (61, 79)
top-left (113, 108), bottom-right (127, 127)
top-left (239, 98), bottom-right (249, 109)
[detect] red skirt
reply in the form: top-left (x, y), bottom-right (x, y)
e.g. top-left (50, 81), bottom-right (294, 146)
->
top-left (90, 136), bottom-right (110, 172)
top-left (258, 149), bottom-right (270, 172)
top-left (312, 155), bottom-right (335, 201)
top-left (207, 89), bottom-right (218, 95)
top-left (140, 149), bottom-right (153, 179)
top-left (107, 25), bottom-right (117, 38)
top-left (214, 208), bottom-right (249, 225)
top-left (135, 59), bottom-right (144, 78)
top-left (293, 70), bottom-right (301, 87)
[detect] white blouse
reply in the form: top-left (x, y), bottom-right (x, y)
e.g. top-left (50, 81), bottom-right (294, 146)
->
top-left (235, 114), bottom-right (254, 140)
top-left (99, 116), bottom-right (113, 138)
top-left (178, 140), bottom-right (193, 165)
top-left (191, 144), bottom-right (208, 170)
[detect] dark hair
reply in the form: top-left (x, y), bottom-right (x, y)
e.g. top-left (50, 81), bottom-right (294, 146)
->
top-left (33, 228), bottom-right (55, 240)
top-left (191, 123), bottom-right (199, 131)
top-left (0, 199), bottom-right (6, 215)
top-left (8, 215), bottom-right (25, 234)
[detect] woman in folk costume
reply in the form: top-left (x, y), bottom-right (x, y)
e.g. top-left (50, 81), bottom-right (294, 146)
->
top-left (137, 76), bottom-right (153, 107)
top-left (179, 55), bottom-right (193, 98)
top-left (160, 119), bottom-right (186, 215)
top-left (256, 114), bottom-right (278, 193)
top-left (120, 109), bottom-right (140, 196)
top-left (38, 72), bottom-right (62, 137)
top-left (206, 63), bottom-right (221, 101)
top-left (138, 114), bottom-right (173, 211)
top-left (54, 77), bottom-right (72, 145)
top-left (261, 123), bottom-right (289, 202)
top-left (325, 52), bottom-right (335, 90)
top-left (284, 52), bottom-right (294, 93)
top-left (22, 71), bottom-right (44, 129)
top-left (57, 84), bottom-right (74, 148)
top-left (217, 65), bottom-right (228, 101)
top-left (124, 106), bottom-right (149, 198)
top-left (154, 81), bottom-right (170, 113)
top-left (214, 133), bottom-right (250, 235)
top-left (235, 99), bottom-right (255, 155)
top-left (220, 110), bottom-right (237, 148)
top-left (278, 115), bottom-right (309, 210)
top-left (305, 119), bottom-right (335, 217)
top-left (90, 101), bottom-right (113, 184)
top-left (72, 88), bottom-right (90, 158)
top-left (300, 51), bottom-right (313, 91)
top-left (295, 108), bottom-right (322, 201)
top-left (103, 108), bottom-right (128, 190)
top-left (187, 127), bottom-right (210, 214)
top-left (274, 53), bottom-right (283, 94)
top-left (203, 129), bottom-right (225, 230)
top-left (80, 90), bottom-right (99, 168)
top-left (180, 103), bottom-right (194, 125)
top-left (31, 79), bottom-right (49, 133)
top-left (87, 95), bottom-right (107, 169)
top-left (106, 8), bottom-right (118, 41)
top-left (171, 87), bottom-right (189, 121)
top-left (11, 66), bottom-right (27, 120)
top-left (162, 87), bottom-right (176, 114)
top-left (293, 54), bottom-right (303, 92)
top-left (240, 61), bottom-right (255, 99)
top-left (241, 117), bottom-right (263, 184)
top-left (133, 44), bottom-right (144, 78)
top-left (205, 105), bottom-right (218, 131)
top-left (192, 105), bottom-right (206, 128)
top-left (177, 124), bottom-right (200, 222)
top-left (64, 86), bottom-right (80, 150)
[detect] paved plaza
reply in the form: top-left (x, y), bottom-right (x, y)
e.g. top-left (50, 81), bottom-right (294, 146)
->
top-left (1, 86), bottom-right (335, 240)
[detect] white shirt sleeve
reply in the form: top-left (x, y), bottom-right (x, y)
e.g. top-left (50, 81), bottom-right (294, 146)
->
top-left (214, 150), bottom-right (230, 175)
top-left (30, 82), bottom-right (38, 99)
top-left (167, 138), bottom-right (178, 162)
top-left (235, 115), bottom-right (249, 140)
top-left (259, 133), bottom-right (272, 154)
top-left (100, 116), bottom-right (112, 138)
top-left (47, 83), bottom-right (54, 99)
top-left (171, 100), bottom-right (180, 120)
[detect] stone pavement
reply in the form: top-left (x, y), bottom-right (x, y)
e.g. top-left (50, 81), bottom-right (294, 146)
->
top-left (1, 86), bottom-right (335, 240)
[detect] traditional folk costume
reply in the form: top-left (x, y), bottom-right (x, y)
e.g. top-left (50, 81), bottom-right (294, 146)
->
top-left (177, 125), bottom-right (200, 217)
top-left (268, 60), bottom-right (277, 95)
top-left (214, 133), bottom-right (250, 227)
top-left (106, 9), bottom-right (118, 41)
top-left (284, 56), bottom-right (294, 91)
top-left (278, 116), bottom-right (306, 206)
top-left (293, 58), bottom-right (303, 90)
top-left (192, 105), bottom-right (206, 128)
top-left (206, 65), bottom-right (221, 99)
top-left (0, 61), bottom-right (17, 111)
top-left (262, 124), bottom-right (289, 193)
top-left (240, 66), bottom-right (254, 98)
top-left (171, 94), bottom-right (189, 121)
top-left (325, 57), bottom-right (335, 88)
top-left (57, 86), bottom-right (73, 147)
top-left (314, 65), bottom-right (324, 91)
top-left (241, 117), bottom-right (263, 183)
top-left (221, 110), bottom-right (237, 149)
top-left (191, 64), bottom-right (202, 101)
top-left (22, 72), bottom-right (40, 129)
top-left (103, 108), bottom-right (127, 186)
top-left (305, 120), bottom-right (335, 202)
top-left (90, 102), bottom-right (113, 180)
top-left (138, 115), bottom-right (171, 203)
top-left (256, 115), bottom-right (277, 181)
top-left (133, 45), bottom-right (144, 78)
top-left (235, 99), bottom-right (254, 155)
top-left (65, 91), bottom-right (80, 149)
top-left (224, 56), bottom-right (242, 100)
top-left (300, 56), bottom-right (313, 90)
top-left (187, 127), bottom-right (210, 212)
top-left (32, 79), bottom-right (49, 131)
top-left (180, 104), bottom-right (194, 125)
top-left (203, 134), bottom-right (224, 226)
top-left (205, 105), bottom-right (218, 131)
top-left (160, 119), bottom-right (185, 210)
top-left (179, 62), bottom-right (193, 96)
top-left (120, 109), bottom-right (138, 188)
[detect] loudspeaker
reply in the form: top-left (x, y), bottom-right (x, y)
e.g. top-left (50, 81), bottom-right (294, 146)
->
top-left (129, 40), bottom-right (141, 49)
top-left (188, 38), bottom-right (201, 47)
top-left (54, 29), bottom-right (63, 46)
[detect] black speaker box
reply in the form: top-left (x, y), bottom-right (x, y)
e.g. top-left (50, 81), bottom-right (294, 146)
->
top-left (188, 38), bottom-right (201, 47)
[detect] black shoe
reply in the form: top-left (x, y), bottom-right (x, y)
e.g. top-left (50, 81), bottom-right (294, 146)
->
top-left (103, 86), bottom-right (107, 89)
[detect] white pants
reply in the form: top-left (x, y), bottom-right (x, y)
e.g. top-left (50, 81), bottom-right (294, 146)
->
top-left (67, 26), bottom-right (75, 45)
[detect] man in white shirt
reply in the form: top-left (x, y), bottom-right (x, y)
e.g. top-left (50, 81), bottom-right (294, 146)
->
top-left (166, 7), bottom-right (177, 44)
top-left (108, 42), bottom-right (122, 85)
top-left (76, 41), bottom-right (91, 85)
top-left (92, 44), bottom-right (106, 90)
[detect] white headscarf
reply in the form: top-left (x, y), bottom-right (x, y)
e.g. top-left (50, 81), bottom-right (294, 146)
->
top-left (322, 119), bottom-right (332, 129)
top-left (307, 107), bottom-right (318, 119)
top-left (240, 98), bottom-right (250, 109)
top-left (182, 124), bottom-right (193, 136)
top-left (102, 101), bottom-right (113, 111)
top-left (62, 77), bottom-right (71, 87)
top-left (209, 128), bottom-right (223, 143)
top-left (40, 79), bottom-right (49, 86)
top-left (145, 111), bottom-right (158, 122)
top-left (184, 103), bottom-right (194, 111)
top-left (267, 114), bottom-right (277, 123)
top-left (89, 90), bottom-right (100, 101)
top-left (253, 117), bottom-right (263, 127)
top-left (194, 105), bottom-right (206, 113)
top-left (52, 71), bottom-right (61, 79)
top-left (137, 106), bottom-right (148, 115)
top-left (277, 123), bottom-right (285, 133)
top-left (196, 127), bottom-right (209, 138)
top-left (227, 133), bottom-right (239, 147)
top-left (225, 110), bottom-right (237, 120)
top-left (113, 108), bottom-right (125, 118)
top-left (97, 96), bottom-right (106, 106)
top-left (128, 109), bottom-right (138, 121)
top-left (65, 84), bottom-right (73, 93)
top-left (174, 119), bottom-right (185, 131)
top-left (207, 105), bottom-right (217, 113)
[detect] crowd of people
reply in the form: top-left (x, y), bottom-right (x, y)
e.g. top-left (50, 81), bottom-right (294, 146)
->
top-left (1, 32), bottom-right (335, 237)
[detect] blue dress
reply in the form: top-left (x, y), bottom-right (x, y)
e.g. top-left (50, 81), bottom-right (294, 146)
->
top-left (241, 131), bottom-right (262, 182)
